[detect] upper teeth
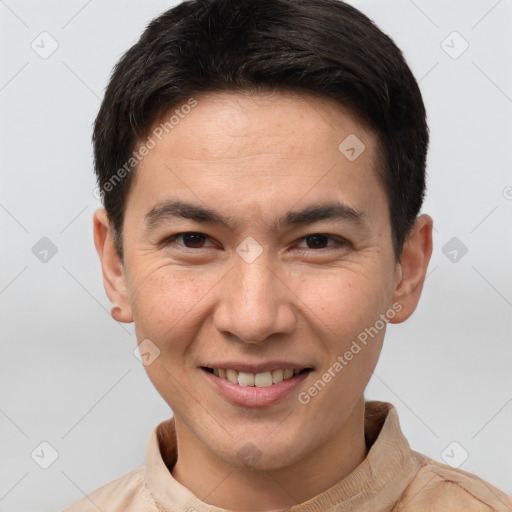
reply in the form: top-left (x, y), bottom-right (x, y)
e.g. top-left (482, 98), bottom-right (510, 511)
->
top-left (211, 368), bottom-right (303, 387)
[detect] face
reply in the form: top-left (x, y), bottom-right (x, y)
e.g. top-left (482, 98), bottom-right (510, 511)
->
top-left (95, 90), bottom-right (431, 473)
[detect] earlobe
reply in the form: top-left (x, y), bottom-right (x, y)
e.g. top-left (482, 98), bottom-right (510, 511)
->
top-left (93, 208), bottom-right (133, 323)
top-left (389, 214), bottom-right (433, 324)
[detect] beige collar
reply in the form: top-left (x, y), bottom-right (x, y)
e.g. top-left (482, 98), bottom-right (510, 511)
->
top-left (145, 401), bottom-right (422, 511)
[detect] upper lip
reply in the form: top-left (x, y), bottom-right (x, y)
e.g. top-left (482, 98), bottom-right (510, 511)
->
top-left (201, 361), bottom-right (314, 373)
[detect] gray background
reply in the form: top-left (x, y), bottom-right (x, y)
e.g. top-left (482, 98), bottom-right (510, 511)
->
top-left (1, 0), bottom-right (511, 510)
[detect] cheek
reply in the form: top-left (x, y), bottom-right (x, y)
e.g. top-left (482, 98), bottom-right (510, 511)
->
top-left (295, 266), bottom-right (387, 339)
top-left (294, 269), bottom-right (387, 416)
top-left (129, 264), bottom-right (213, 347)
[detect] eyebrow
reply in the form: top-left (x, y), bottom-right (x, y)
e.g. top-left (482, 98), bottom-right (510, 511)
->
top-left (144, 199), bottom-right (368, 232)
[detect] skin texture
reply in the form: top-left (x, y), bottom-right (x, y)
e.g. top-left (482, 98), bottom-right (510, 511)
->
top-left (93, 90), bottom-right (433, 511)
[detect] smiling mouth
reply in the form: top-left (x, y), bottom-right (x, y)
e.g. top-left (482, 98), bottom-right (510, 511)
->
top-left (201, 367), bottom-right (313, 388)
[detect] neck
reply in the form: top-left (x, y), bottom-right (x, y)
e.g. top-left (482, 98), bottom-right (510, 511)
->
top-left (170, 397), bottom-right (368, 511)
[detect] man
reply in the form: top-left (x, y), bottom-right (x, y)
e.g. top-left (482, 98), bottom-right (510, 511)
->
top-left (63, 0), bottom-right (512, 510)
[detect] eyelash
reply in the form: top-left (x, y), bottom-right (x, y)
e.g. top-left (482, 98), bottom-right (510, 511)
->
top-left (162, 232), bottom-right (348, 252)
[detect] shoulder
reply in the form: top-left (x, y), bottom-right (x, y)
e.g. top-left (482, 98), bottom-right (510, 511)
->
top-left (395, 451), bottom-right (512, 512)
top-left (60, 466), bottom-right (156, 512)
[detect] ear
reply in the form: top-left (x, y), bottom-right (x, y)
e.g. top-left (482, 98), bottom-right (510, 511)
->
top-left (389, 214), bottom-right (433, 324)
top-left (93, 208), bottom-right (133, 323)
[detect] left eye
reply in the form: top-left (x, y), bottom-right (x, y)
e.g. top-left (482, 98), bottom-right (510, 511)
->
top-left (296, 234), bottom-right (344, 250)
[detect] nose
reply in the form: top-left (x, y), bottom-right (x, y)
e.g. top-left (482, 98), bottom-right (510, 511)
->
top-left (213, 254), bottom-right (297, 345)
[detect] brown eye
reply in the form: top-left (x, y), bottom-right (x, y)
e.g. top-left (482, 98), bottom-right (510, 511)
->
top-left (166, 232), bottom-right (215, 249)
top-left (305, 234), bottom-right (329, 248)
top-left (296, 234), bottom-right (344, 250)
top-left (180, 233), bottom-right (206, 248)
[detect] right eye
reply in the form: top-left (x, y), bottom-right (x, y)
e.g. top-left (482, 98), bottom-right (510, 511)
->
top-left (162, 232), bottom-right (216, 249)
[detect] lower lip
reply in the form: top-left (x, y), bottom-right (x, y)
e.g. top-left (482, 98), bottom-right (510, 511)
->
top-left (200, 368), bottom-right (313, 407)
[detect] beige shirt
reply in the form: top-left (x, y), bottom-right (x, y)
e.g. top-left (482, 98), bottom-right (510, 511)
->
top-left (62, 401), bottom-right (512, 511)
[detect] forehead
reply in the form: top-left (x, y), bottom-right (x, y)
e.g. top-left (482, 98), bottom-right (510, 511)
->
top-left (127, 90), bottom-right (388, 232)
top-left (150, 90), bottom-right (375, 161)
